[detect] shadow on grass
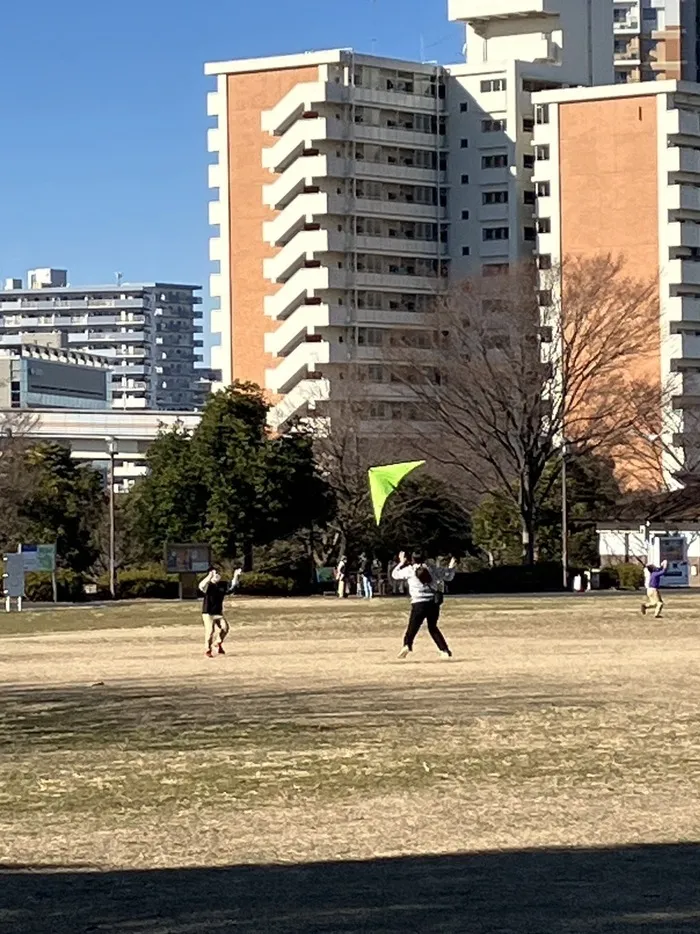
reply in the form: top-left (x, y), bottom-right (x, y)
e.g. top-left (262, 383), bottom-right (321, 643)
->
top-left (1, 843), bottom-right (700, 933)
top-left (0, 678), bottom-right (602, 753)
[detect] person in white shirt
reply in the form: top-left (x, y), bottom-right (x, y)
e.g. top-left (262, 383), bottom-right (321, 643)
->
top-left (391, 551), bottom-right (457, 659)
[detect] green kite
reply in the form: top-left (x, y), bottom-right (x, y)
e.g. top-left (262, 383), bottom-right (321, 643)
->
top-left (368, 461), bottom-right (425, 525)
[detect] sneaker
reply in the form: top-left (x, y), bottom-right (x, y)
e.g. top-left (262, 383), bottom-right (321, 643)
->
top-left (641, 604), bottom-right (647, 616)
top-left (398, 646), bottom-right (410, 659)
top-left (439, 650), bottom-right (452, 660)
top-left (217, 644), bottom-right (225, 655)
top-left (205, 650), bottom-right (214, 658)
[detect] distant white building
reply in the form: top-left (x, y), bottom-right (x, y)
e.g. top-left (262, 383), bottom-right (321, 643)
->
top-left (0, 271), bottom-right (205, 411)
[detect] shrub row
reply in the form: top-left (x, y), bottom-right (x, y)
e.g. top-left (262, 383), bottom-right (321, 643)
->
top-left (22, 568), bottom-right (295, 601)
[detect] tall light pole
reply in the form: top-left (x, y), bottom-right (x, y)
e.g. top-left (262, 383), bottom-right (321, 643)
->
top-left (105, 437), bottom-right (118, 599)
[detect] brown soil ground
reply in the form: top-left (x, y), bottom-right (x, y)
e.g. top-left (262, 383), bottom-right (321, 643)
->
top-left (2, 595), bottom-right (700, 932)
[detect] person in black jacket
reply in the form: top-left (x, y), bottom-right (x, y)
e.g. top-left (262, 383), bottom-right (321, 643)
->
top-left (199, 566), bottom-right (238, 657)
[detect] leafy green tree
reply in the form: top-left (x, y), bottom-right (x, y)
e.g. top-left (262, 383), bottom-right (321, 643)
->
top-left (19, 443), bottom-right (104, 573)
top-left (472, 452), bottom-right (622, 568)
top-left (125, 383), bottom-right (330, 567)
top-left (123, 423), bottom-right (208, 563)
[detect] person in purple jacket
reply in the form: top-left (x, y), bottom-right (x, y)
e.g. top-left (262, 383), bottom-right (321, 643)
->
top-left (641, 559), bottom-right (668, 618)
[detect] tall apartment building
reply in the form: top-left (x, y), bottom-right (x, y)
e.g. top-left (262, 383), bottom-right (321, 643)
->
top-left (206, 0), bottom-right (613, 429)
top-left (532, 80), bottom-right (700, 485)
top-left (613, 0), bottom-right (700, 83)
top-left (0, 272), bottom-right (205, 411)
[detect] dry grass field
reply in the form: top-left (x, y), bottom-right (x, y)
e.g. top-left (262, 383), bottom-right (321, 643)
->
top-left (2, 594), bottom-right (700, 932)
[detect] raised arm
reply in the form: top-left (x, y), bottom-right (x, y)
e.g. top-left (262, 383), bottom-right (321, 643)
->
top-left (198, 570), bottom-right (214, 593)
top-left (392, 551), bottom-right (413, 581)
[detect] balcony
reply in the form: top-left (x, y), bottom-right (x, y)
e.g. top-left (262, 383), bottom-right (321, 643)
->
top-left (356, 235), bottom-right (447, 258)
top-left (263, 228), bottom-right (345, 284)
top-left (263, 154), bottom-right (337, 211)
top-left (666, 109), bottom-right (700, 139)
top-left (668, 222), bottom-right (700, 251)
top-left (264, 304), bottom-right (333, 358)
top-left (668, 147), bottom-right (700, 176)
top-left (264, 266), bottom-right (340, 321)
top-left (355, 271), bottom-right (439, 292)
top-left (262, 81), bottom-right (346, 137)
top-left (265, 340), bottom-right (331, 394)
top-left (354, 197), bottom-right (440, 221)
top-left (668, 259), bottom-right (700, 287)
top-left (268, 377), bottom-right (330, 430)
top-left (262, 117), bottom-right (346, 173)
top-left (264, 191), bottom-right (342, 247)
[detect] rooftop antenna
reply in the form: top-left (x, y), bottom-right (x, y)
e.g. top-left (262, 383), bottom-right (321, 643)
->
top-left (115, 272), bottom-right (123, 287)
top-left (371, 0), bottom-right (378, 54)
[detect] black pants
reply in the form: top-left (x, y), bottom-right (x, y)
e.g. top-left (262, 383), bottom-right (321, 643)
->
top-left (404, 600), bottom-right (451, 654)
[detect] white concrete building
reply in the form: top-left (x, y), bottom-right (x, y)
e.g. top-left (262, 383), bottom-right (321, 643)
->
top-left (206, 1), bottom-right (613, 429)
top-left (0, 273), bottom-right (205, 411)
top-left (0, 408), bottom-right (200, 491)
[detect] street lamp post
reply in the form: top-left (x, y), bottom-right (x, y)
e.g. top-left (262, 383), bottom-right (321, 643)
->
top-left (105, 437), bottom-right (118, 599)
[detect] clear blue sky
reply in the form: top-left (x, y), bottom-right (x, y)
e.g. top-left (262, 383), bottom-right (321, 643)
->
top-left (0, 1), bottom-right (463, 359)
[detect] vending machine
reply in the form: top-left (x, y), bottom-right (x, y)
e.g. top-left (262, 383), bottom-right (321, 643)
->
top-left (650, 535), bottom-right (690, 588)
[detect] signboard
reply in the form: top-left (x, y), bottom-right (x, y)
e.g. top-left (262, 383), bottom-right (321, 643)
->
top-left (652, 535), bottom-right (690, 588)
top-left (3, 554), bottom-right (25, 598)
top-left (165, 543), bottom-right (211, 575)
top-left (21, 544), bottom-right (57, 573)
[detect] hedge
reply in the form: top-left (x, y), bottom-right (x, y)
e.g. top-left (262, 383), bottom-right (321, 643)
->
top-left (614, 563), bottom-right (645, 591)
top-left (24, 570), bottom-right (85, 603)
top-left (95, 567), bottom-right (179, 600)
top-left (449, 562), bottom-right (568, 594)
top-left (236, 572), bottom-right (295, 597)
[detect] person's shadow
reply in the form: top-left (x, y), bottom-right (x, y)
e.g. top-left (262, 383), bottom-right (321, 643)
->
top-left (2, 842), bottom-right (700, 933)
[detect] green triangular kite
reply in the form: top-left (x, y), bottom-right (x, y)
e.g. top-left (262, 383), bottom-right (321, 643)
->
top-left (368, 461), bottom-right (425, 525)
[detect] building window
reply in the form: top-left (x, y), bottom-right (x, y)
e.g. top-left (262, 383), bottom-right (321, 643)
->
top-left (483, 190), bottom-right (508, 205)
top-left (461, 174), bottom-right (470, 184)
top-left (537, 289), bottom-right (553, 307)
top-left (480, 78), bottom-right (507, 92)
top-left (461, 209), bottom-right (470, 219)
top-left (523, 118), bottom-right (534, 132)
top-left (460, 138), bottom-right (469, 148)
top-left (523, 154), bottom-right (535, 169)
top-left (460, 101), bottom-right (468, 113)
top-left (482, 153), bottom-right (508, 169)
top-left (462, 246), bottom-right (471, 256)
top-left (536, 218), bottom-right (552, 233)
top-left (535, 144), bottom-right (550, 161)
top-left (535, 104), bottom-right (550, 125)
top-left (536, 181), bottom-right (551, 197)
top-left (483, 227), bottom-right (509, 241)
top-left (523, 190), bottom-right (535, 205)
top-left (482, 118), bottom-right (507, 132)
top-left (483, 263), bottom-right (509, 276)
top-left (537, 254), bottom-right (553, 270)
top-left (523, 226), bottom-right (536, 241)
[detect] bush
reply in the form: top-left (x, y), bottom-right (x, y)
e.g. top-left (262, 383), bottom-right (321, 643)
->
top-left (24, 570), bottom-right (84, 603)
top-left (237, 572), bottom-right (295, 597)
top-left (449, 562), bottom-right (567, 594)
top-left (615, 563), bottom-right (645, 591)
top-left (91, 565), bottom-right (179, 600)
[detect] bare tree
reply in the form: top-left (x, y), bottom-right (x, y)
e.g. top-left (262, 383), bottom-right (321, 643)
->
top-left (390, 255), bottom-right (660, 563)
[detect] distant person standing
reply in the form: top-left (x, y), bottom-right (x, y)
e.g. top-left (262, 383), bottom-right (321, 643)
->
top-left (359, 553), bottom-right (374, 600)
top-left (641, 559), bottom-right (668, 618)
top-left (392, 551), bottom-right (457, 659)
top-left (336, 556), bottom-right (349, 599)
top-left (199, 566), bottom-right (237, 657)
